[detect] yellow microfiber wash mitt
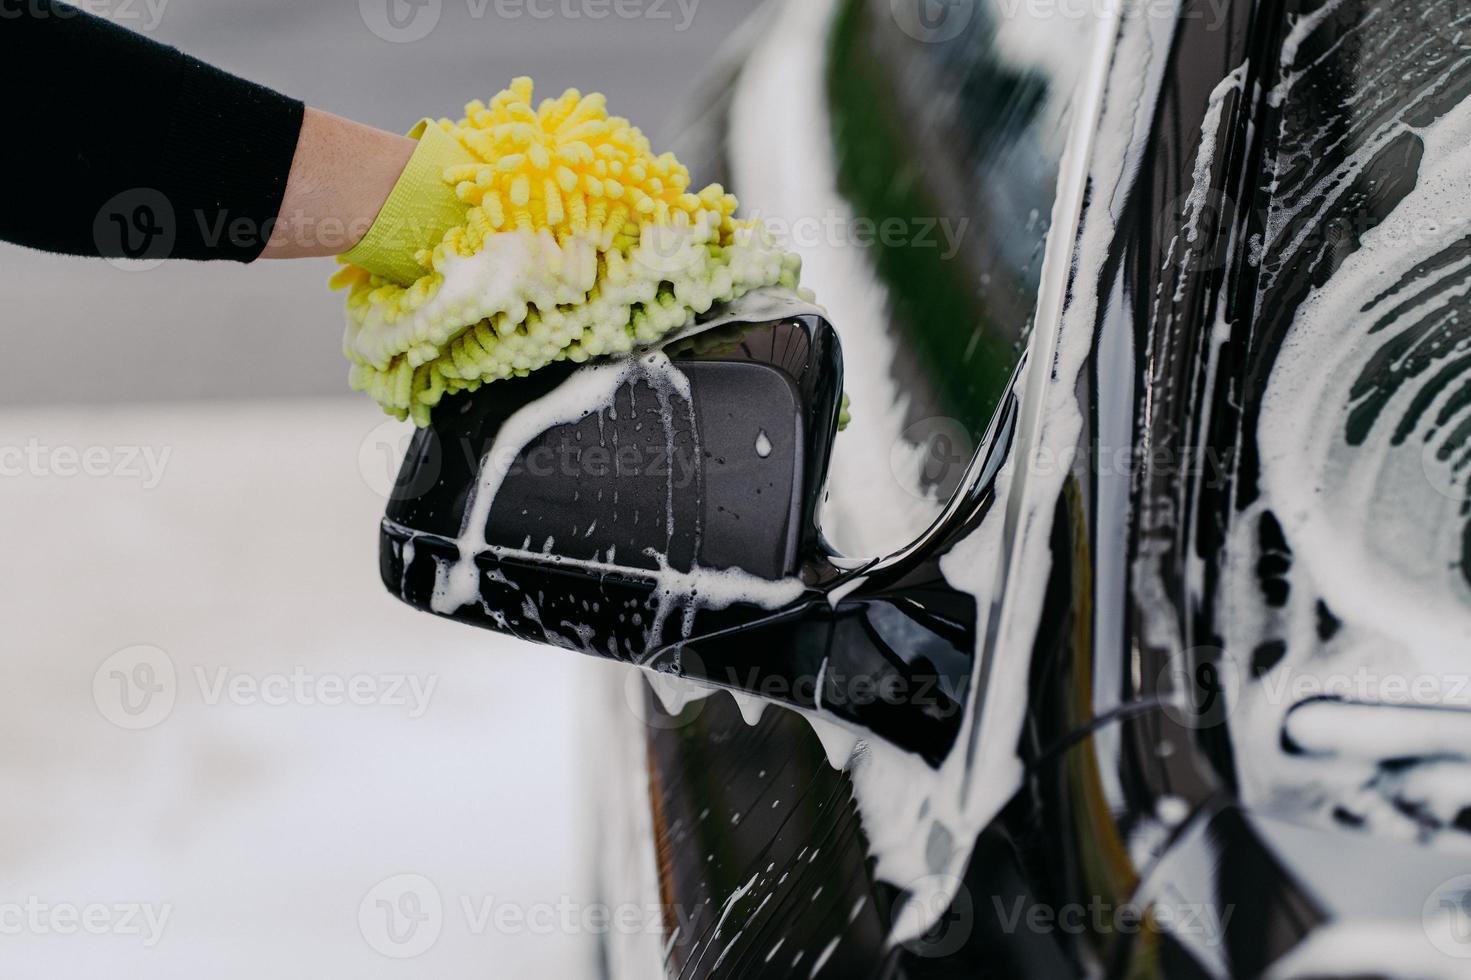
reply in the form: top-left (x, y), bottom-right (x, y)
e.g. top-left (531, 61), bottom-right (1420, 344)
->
top-left (331, 77), bottom-right (805, 426)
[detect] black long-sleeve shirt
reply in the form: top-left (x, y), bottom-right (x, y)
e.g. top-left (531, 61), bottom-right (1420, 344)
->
top-left (0, 0), bottom-right (304, 262)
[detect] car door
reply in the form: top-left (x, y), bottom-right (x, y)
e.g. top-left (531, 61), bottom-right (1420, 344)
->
top-left (599, 0), bottom-right (1109, 976)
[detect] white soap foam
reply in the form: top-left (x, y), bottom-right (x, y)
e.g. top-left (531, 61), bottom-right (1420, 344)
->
top-left (721, 0), bottom-right (1177, 949)
top-left (421, 308), bottom-right (820, 665)
top-left (731, 692), bottom-right (771, 727)
top-left (1223, 37), bottom-right (1471, 839)
top-left (1268, 0), bottom-right (1349, 108)
top-left (431, 355), bottom-right (644, 615)
top-left (349, 230), bottom-right (598, 370)
top-left (1285, 701), bottom-right (1471, 761)
top-left (1266, 920), bottom-right (1462, 979)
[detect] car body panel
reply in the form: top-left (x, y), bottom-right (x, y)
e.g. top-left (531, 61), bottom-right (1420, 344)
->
top-left (560, 0), bottom-right (1471, 975)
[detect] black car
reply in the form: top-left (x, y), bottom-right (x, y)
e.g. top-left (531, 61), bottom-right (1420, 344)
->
top-left (379, 0), bottom-right (1471, 975)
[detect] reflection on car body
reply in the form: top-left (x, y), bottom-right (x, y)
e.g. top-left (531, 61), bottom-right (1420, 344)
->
top-left (589, 0), bottom-right (1471, 976)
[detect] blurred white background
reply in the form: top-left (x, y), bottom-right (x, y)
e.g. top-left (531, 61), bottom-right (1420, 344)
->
top-left (0, 0), bottom-right (764, 976)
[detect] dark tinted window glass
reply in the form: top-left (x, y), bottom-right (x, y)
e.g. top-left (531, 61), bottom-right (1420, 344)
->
top-left (829, 0), bottom-right (1092, 443)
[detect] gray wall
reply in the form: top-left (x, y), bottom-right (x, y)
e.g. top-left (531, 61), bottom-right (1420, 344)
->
top-left (0, 0), bottom-right (765, 406)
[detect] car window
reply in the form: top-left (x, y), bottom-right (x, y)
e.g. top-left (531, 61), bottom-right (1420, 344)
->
top-left (827, 0), bottom-right (1093, 496)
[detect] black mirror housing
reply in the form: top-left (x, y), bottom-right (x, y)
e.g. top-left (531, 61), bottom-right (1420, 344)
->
top-left (381, 313), bottom-right (842, 644)
top-left (379, 312), bottom-right (980, 764)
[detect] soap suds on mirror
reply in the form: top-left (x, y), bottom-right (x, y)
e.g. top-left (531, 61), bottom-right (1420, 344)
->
top-left (413, 289), bottom-right (824, 657)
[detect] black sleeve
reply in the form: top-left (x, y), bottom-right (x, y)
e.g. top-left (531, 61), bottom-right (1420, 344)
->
top-left (0, 0), bottom-right (305, 262)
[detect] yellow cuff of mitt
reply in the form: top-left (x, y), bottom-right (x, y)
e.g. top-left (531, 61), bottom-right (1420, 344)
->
top-left (340, 119), bottom-right (478, 285)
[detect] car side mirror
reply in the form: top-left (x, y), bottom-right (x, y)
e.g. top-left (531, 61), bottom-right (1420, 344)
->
top-left (379, 311), bottom-right (978, 763)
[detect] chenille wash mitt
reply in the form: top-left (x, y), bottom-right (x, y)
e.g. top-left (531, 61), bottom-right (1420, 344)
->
top-left (331, 77), bottom-right (806, 426)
